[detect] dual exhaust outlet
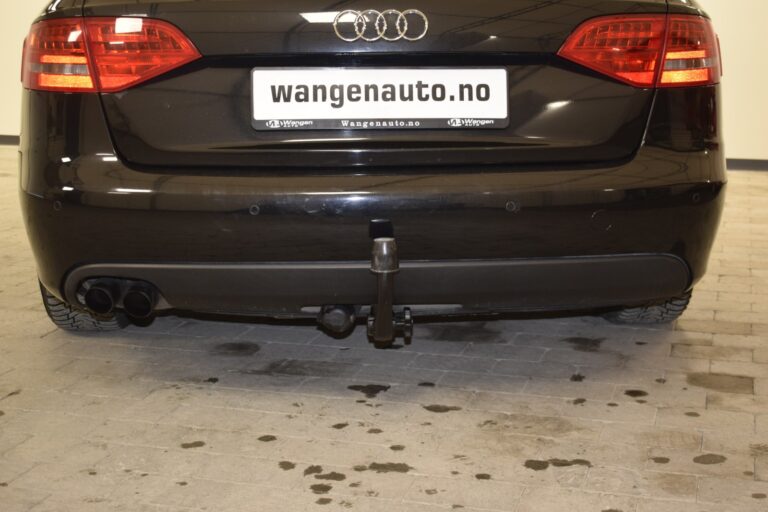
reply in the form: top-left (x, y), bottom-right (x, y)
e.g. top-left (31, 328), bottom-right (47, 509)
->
top-left (83, 280), bottom-right (157, 318)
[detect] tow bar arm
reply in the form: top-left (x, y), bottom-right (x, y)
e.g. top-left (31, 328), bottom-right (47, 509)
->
top-left (367, 235), bottom-right (413, 348)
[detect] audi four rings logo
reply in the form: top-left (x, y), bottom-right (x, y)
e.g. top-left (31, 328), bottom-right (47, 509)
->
top-left (333, 9), bottom-right (429, 42)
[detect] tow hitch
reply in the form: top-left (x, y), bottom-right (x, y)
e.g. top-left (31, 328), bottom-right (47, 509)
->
top-left (367, 222), bottom-right (413, 348)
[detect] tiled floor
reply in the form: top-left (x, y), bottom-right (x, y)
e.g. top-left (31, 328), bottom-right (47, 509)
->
top-left (1, 144), bottom-right (767, 511)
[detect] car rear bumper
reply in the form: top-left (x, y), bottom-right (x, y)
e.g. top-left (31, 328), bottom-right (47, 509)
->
top-left (20, 168), bottom-right (725, 317)
top-left (20, 89), bottom-right (726, 316)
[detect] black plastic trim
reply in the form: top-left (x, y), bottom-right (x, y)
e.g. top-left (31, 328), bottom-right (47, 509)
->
top-left (63, 255), bottom-right (691, 317)
top-left (0, 135), bottom-right (20, 146)
top-left (727, 159), bottom-right (768, 171)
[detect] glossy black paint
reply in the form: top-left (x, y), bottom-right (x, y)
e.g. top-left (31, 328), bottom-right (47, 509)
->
top-left (101, 56), bottom-right (657, 169)
top-left (20, 0), bottom-right (727, 317)
top-left (36, 0), bottom-right (84, 20)
top-left (82, 0), bottom-right (670, 55)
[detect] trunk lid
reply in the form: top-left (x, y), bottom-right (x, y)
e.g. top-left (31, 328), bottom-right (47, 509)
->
top-left (83, 0), bottom-right (670, 169)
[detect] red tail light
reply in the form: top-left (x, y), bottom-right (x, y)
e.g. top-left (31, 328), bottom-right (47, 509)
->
top-left (659, 16), bottom-right (721, 87)
top-left (558, 14), bottom-right (721, 89)
top-left (22, 17), bottom-right (201, 93)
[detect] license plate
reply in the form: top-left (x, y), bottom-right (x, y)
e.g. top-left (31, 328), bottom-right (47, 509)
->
top-left (251, 68), bottom-right (509, 130)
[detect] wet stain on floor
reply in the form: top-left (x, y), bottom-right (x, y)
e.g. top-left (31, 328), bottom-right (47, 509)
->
top-left (750, 444), bottom-right (768, 457)
top-left (624, 390), bottom-right (648, 398)
top-left (310, 484), bottom-right (332, 494)
top-left (693, 454), bottom-right (727, 465)
top-left (355, 462), bottom-right (414, 474)
top-left (316, 498), bottom-right (333, 505)
top-left (258, 435), bottom-right (277, 442)
top-left (572, 398), bottom-right (587, 406)
top-left (176, 481), bottom-right (188, 486)
top-left (425, 489), bottom-right (439, 495)
top-left (1, 389), bottom-right (21, 400)
top-left (686, 373), bottom-right (754, 394)
top-left (211, 342), bottom-right (261, 356)
top-left (562, 337), bottom-right (604, 352)
top-left (279, 461), bottom-right (296, 471)
top-left (651, 457), bottom-right (670, 464)
top-left (180, 441), bottom-right (205, 449)
top-left (204, 377), bottom-right (219, 383)
top-left (524, 460), bottom-right (550, 471)
top-left (524, 458), bottom-right (592, 471)
top-left (304, 465), bottom-right (323, 476)
top-left (570, 374), bottom-right (585, 382)
top-left (367, 428), bottom-right (383, 434)
top-left (390, 445), bottom-right (405, 451)
top-left (418, 382), bottom-right (436, 387)
top-left (423, 405), bottom-right (462, 413)
top-left (348, 384), bottom-right (391, 398)
top-left (753, 493), bottom-right (767, 500)
top-left (315, 472), bottom-right (346, 481)
top-left (475, 473), bottom-right (491, 480)
top-left (685, 412), bottom-right (701, 417)
top-left (331, 423), bottom-right (349, 430)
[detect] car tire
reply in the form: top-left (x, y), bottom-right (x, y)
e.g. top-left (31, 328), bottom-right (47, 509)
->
top-left (605, 292), bottom-right (692, 325)
top-left (40, 282), bottom-right (129, 332)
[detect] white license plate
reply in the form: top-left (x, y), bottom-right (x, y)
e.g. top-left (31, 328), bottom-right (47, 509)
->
top-left (251, 68), bottom-right (509, 130)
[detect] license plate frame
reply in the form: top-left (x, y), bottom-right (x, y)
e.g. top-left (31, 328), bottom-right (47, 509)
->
top-left (251, 67), bottom-right (509, 131)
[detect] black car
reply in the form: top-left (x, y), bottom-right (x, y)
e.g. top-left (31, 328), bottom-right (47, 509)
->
top-left (21, 0), bottom-right (725, 347)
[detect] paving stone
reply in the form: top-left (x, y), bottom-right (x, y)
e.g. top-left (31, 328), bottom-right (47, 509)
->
top-left (758, 415), bottom-right (768, 435)
top-left (517, 487), bottom-right (639, 512)
top-left (404, 475), bottom-right (524, 510)
top-left (438, 371), bottom-right (527, 393)
top-left (706, 392), bottom-right (768, 414)
top-left (585, 467), bottom-right (698, 500)
top-left (0, 487), bottom-right (50, 512)
top-left (462, 343), bottom-right (546, 362)
top-left (635, 499), bottom-right (721, 512)
top-left (598, 423), bottom-right (702, 451)
top-left (672, 343), bottom-right (754, 362)
top-left (757, 455), bottom-right (768, 482)
top-left (697, 477), bottom-right (768, 511)
top-left (410, 354), bottom-right (496, 373)
top-left (656, 406), bottom-right (756, 433)
top-left (524, 377), bottom-right (616, 401)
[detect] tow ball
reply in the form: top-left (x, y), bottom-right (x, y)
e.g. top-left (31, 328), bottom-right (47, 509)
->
top-left (367, 235), bottom-right (413, 349)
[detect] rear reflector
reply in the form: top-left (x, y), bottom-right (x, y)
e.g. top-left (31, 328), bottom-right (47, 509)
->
top-left (22, 17), bottom-right (201, 93)
top-left (558, 14), bottom-right (721, 89)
